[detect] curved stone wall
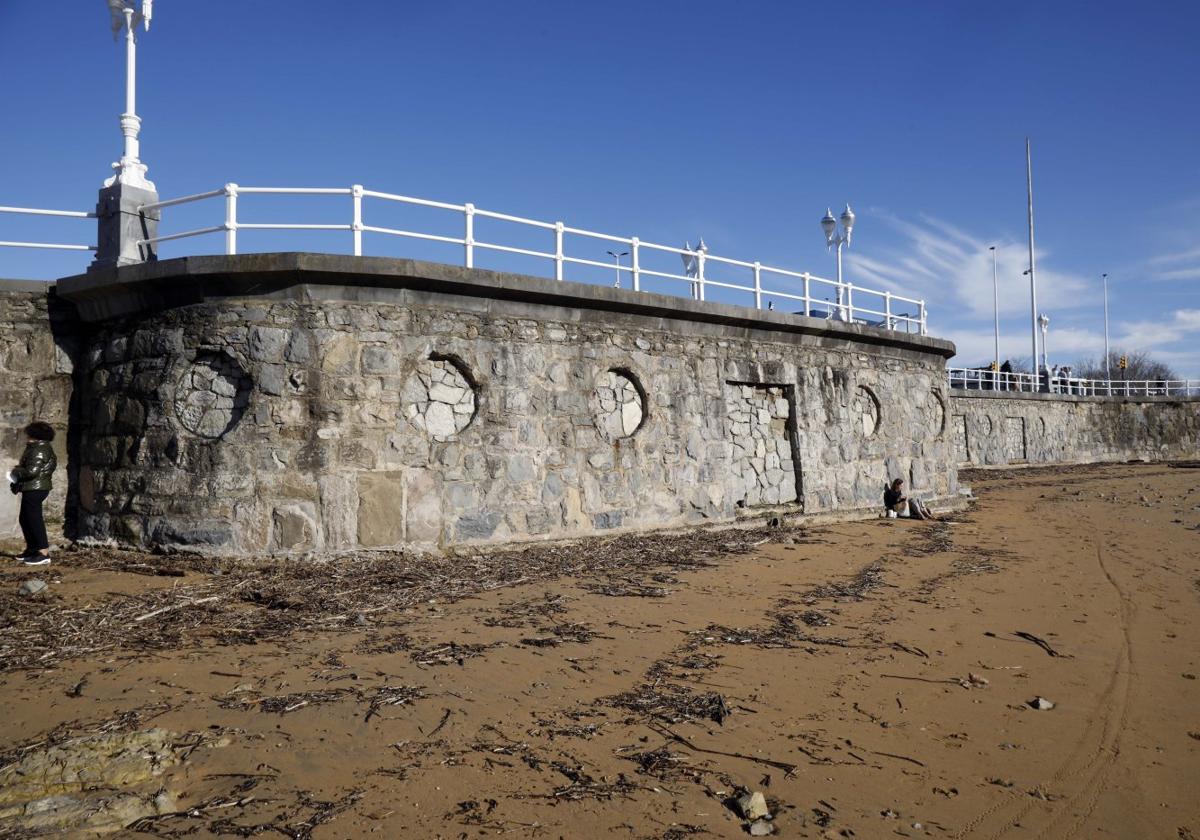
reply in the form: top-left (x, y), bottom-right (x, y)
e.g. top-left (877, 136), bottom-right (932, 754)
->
top-left (56, 255), bottom-right (961, 553)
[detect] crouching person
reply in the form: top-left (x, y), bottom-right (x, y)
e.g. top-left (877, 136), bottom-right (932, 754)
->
top-left (8, 422), bottom-right (57, 566)
top-left (883, 477), bottom-right (937, 521)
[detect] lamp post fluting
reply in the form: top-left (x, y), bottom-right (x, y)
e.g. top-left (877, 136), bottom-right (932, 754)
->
top-left (990, 246), bottom-right (999, 376)
top-left (606, 250), bottom-right (629, 288)
top-left (821, 205), bottom-right (855, 320)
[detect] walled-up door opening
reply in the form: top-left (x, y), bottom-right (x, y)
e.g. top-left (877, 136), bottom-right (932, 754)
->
top-left (724, 382), bottom-right (803, 510)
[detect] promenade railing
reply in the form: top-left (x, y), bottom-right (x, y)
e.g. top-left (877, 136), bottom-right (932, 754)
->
top-left (0, 205), bottom-right (96, 253)
top-left (137, 184), bottom-right (929, 334)
top-left (948, 367), bottom-right (1200, 397)
top-left (0, 185), bottom-right (928, 336)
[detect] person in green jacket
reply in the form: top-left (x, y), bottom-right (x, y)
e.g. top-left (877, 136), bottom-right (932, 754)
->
top-left (8, 422), bottom-right (57, 566)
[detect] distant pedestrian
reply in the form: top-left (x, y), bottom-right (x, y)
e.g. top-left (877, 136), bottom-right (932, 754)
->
top-left (8, 422), bottom-right (57, 566)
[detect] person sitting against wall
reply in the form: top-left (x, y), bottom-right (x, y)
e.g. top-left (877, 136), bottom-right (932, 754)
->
top-left (7, 422), bottom-right (57, 566)
top-left (883, 479), bottom-right (907, 519)
top-left (883, 478), bottom-right (936, 520)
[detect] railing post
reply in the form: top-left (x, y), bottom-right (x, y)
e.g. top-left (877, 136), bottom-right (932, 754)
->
top-left (802, 272), bottom-right (811, 316)
top-left (464, 203), bottom-right (475, 268)
top-left (224, 183), bottom-right (238, 255)
top-left (919, 300), bottom-right (927, 336)
top-left (351, 184), bottom-right (363, 257)
top-left (753, 261), bottom-right (762, 310)
top-left (884, 291), bottom-right (892, 329)
top-left (845, 282), bottom-right (854, 323)
top-left (631, 237), bottom-right (640, 291)
top-left (554, 222), bottom-right (564, 281)
top-left (696, 250), bottom-right (706, 301)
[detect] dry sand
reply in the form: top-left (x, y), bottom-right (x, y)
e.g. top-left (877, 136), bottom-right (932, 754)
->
top-left (2, 462), bottom-right (1199, 839)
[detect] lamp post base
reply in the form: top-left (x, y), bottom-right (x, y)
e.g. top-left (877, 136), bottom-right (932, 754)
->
top-left (89, 182), bottom-right (160, 271)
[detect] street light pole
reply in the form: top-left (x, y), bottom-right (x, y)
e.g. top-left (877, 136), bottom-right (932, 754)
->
top-left (1026, 139), bottom-right (1041, 387)
top-left (1102, 273), bottom-right (1111, 382)
top-left (106, 1), bottom-right (155, 190)
top-left (990, 246), bottom-right (999, 375)
top-left (821, 205), bottom-right (856, 320)
top-left (606, 250), bottom-right (628, 288)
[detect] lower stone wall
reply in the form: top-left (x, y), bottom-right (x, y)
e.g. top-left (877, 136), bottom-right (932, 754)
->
top-left (948, 392), bottom-right (1200, 466)
top-left (0, 282), bottom-right (77, 542)
top-left (54, 254), bottom-right (962, 554)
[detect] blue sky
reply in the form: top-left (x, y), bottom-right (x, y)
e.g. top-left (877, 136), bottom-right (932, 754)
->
top-left (3, 1), bottom-right (1198, 376)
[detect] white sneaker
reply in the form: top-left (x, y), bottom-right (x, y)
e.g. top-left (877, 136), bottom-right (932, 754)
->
top-left (22, 555), bottom-right (51, 566)
top-left (887, 510), bottom-right (898, 519)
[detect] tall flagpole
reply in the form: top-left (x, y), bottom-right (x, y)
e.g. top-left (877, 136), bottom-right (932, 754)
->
top-left (1026, 139), bottom-right (1039, 385)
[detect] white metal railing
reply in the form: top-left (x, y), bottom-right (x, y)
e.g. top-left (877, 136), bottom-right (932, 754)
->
top-left (948, 367), bottom-right (1200, 398)
top-left (134, 183), bottom-right (928, 335)
top-left (0, 205), bottom-right (96, 252)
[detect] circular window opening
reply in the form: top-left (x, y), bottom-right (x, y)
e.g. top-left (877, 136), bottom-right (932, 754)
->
top-left (856, 386), bottom-right (880, 437)
top-left (174, 351), bottom-right (252, 439)
top-left (403, 355), bottom-right (477, 441)
top-left (594, 369), bottom-right (646, 441)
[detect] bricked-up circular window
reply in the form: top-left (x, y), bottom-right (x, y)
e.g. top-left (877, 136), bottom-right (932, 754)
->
top-left (403, 356), bottom-right (477, 441)
top-left (593, 369), bottom-right (645, 441)
top-left (174, 352), bottom-right (252, 439)
top-left (856, 386), bottom-right (880, 437)
top-left (983, 415), bottom-right (995, 436)
top-left (927, 390), bottom-right (946, 437)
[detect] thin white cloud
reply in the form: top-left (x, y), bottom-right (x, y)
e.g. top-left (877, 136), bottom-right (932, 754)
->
top-left (843, 210), bottom-right (1091, 319)
top-left (1147, 243), bottom-right (1200, 282)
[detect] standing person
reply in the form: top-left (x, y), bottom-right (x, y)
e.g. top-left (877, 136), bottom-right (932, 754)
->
top-left (8, 422), bottom-right (57, 566)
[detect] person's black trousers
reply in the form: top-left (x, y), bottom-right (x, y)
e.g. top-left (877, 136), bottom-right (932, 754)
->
top-left (18, 489), bottom-right (50, 555)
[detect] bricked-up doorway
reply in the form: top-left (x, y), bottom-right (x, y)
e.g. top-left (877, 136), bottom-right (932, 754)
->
top-left (724, 382), bottom-right (803, 510)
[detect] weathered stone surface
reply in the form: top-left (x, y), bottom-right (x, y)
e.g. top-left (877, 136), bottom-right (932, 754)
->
top-left (357, 471), bottom-right (405, 547)
top-left (948, 392), bottom-right (1200, 467)
top-left (0, 726), bottom-right (223, 836)
top-left (271, 502), bottom-right (320, 551)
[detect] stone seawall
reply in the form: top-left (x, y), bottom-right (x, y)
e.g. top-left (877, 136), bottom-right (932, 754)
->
top-left (0, 281), bottom-right (77, 541)
top-left (54, 253), bottom-right (959, 554)
top-left (948, 391), bottom-right (1200, 466)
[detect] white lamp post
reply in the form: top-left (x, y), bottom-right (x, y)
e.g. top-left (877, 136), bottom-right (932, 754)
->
top-left (1102, 273), bottom-right (1111, 383)
top-left (105, 0), bottom-right (155, 190)
top-left (989, 246), bottom-right (999, 376)
top-left (606, 250), bottom-right (629, 288)
top-left (93, 0), bottom-right (160, 270)
top-left (1038, 312), bottom-right (1050, 383)
top-left (821, 204), bottom-right (855, 320)
top-left (680, 237), bottom-right (706, 299)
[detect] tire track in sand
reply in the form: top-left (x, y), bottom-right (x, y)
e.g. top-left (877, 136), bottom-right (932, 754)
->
top-left (954, 542), bottom-right (1132, 840)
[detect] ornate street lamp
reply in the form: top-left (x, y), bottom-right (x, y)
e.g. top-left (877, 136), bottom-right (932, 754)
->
top-left (821, 204), bottom-right (855, 319)
top-left (104, 0), bottom-right (156, 190)
top-left (606, 250), bottom-right (629, 288)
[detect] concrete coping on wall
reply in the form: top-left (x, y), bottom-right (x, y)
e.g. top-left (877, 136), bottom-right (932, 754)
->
top-left (947, 388), bottom-right (1200, 404)
top-left (0, 278), bottom-right (58, 295)
top-left (51, 252), bottom-right (956, 358)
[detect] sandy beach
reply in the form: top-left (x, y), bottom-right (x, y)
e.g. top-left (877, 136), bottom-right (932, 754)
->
top-left (2, 461), bottom-right (1199, 839)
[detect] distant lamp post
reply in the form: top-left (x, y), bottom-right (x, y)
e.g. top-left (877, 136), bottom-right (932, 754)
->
top-left (681, 237), bottom-right (707, 299)
top-left (821, 205), bottom-right (855, 319)
top-left (1102, 273), bottom-right (1111, 382)
top-left (606, 250), bottom-right (629, 288)
top-left (1038, 312), bottom-right (1050, 377)
top-left (989, 246), bottom-right (999, 375)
